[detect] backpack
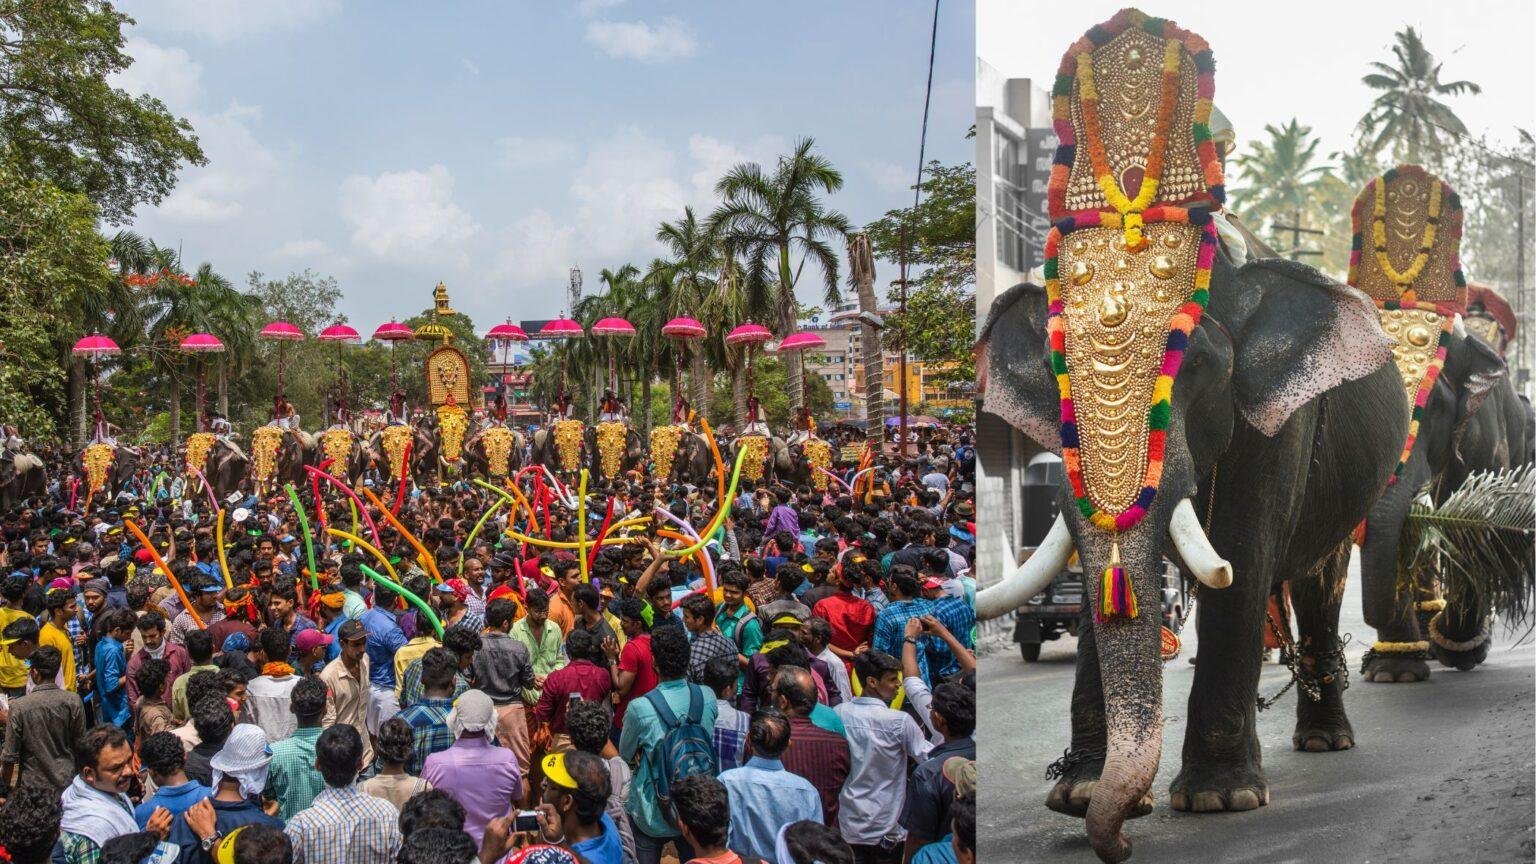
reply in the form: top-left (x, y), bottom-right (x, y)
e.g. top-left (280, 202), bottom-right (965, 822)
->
top-left (645, 684), bottom-right (717, 824)
top-left (725, 610), bottom-right (757, 653)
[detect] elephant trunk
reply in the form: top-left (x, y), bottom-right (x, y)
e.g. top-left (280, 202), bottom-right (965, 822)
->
top-left (1359, 458), bottom-right (1424, 630)
top-left (1081, 527), bottom-right (1166, 864)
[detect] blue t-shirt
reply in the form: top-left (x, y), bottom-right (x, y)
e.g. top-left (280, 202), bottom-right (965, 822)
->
top-left (913, 835), bottom-right (959, 864)
top-left (134, 780), bottom-right (211, 827)
top-left (571, 813), bottom-right (624, 864)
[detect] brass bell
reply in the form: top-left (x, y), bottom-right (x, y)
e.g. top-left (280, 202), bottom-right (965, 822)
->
top-left (1149, 255), bottom-right (1177, 280)
top-left (1405, 324), bottom-right (1432, 348)
top-left (1070, 260), bottom-right (1094, 285)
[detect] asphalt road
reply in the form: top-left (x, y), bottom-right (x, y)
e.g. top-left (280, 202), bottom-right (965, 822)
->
top-left (977, 553), bottom-right (1536, 864)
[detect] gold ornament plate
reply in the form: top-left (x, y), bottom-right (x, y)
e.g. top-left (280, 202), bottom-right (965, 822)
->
top-left (738, 435), bottom-right (769, 483)
top-left (595, 422), bottom-right (627, 478)
top-left (185, 432), bottom-right (215, 476)
top-left (1378, 308), bottom-right (1443, 409)
top-left (1352, 170), bottom-right (1463, 306)
top-left (553, 420), bottom-right (584, 473)
top-left (250, 426), bottom-right (284, 484)
top-left (650, 424), bottom-right (685, 479)
top-left (1463, 314), bottom-right (1502, 350)
top-left (83, 443), bottom-right (115, 493)
top-left (803, 438), bottom-right (833, 491)
top-left (437, 405), bottom-right (469, 464)
top-left (1064, 26), bottom-right (1205, 212)
top-left (321, 428), bottom-right (353, 469)
top-left (426, 345), bottom-right (471, 407)
top-left (481, 426), bottom-right (515, 477)
top-left (1059, 221), bottom-right (1200, 514)
top-left (381, 424), bottom-right (413, 478)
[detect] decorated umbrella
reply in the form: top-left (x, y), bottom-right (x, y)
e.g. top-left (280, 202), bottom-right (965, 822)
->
top-left (537, 317), bottom-right (585, 419)
top-left (73, 335), bottom-right (121, 442)
top-left (662, 317), bottom-right (707, 421)
top-left (727, 321), bottom-right (774, 423)
top-left (485, 321), bottom-right (529, 421)
top-left (259, 321), bottom-right (303, 418)
top-left (178, 333), bottom-right (225, 431)
top-left (373, 320), bottom-right (415, 420)
top-left (591, 316), bottom-right (635, 402)
top-left (775, 331), bottom-right (826, 435)
top-left (317, 323), bottom-right (362, 426)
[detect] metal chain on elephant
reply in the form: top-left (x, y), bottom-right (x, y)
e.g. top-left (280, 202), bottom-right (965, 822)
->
top-left (1256, 617), bottom-right (1351, 711)
top-left (1045, 745), bottom-right (1107, 782)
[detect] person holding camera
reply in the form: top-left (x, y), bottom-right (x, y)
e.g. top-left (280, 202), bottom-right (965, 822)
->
top-left (478, 750), bottom-right (623, 864)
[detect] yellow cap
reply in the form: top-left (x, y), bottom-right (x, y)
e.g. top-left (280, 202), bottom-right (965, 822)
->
top-left (214, 826), bottom-right (247, 864)
top-left (543, 751), bottom-right (578, 790)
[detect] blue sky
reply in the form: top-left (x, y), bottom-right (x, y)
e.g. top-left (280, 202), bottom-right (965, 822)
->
top-left (114, 0), bottom-right (974, 328)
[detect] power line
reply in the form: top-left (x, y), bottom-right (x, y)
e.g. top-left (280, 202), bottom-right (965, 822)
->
top-left (895, 0), bottom-right (941, 452)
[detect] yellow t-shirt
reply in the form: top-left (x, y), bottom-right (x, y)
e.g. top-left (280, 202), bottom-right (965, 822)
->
top-left (40, 621), bottom-right (76, 692)
top-left (0, 607), bottom-right (28, 689)
top-left (393, 636), bottom-right (440, 699)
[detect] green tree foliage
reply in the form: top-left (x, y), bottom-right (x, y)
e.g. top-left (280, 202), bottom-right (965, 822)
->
top-left (1359, 26), bottom-right (1480, 164)
top-left (0, 161), bottom-right (111, 438)
top-left (866, 161), bottom-right (977, 390)
top-left (0, 0), bottom-right (205, 222)
top-left (706, 356), bottom-right (833, 430)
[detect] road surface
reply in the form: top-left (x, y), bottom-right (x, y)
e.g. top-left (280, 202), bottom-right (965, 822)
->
top-left (977, 555), bottom-right (1536, 864)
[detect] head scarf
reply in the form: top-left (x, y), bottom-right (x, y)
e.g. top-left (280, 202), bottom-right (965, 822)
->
top-left (446, 689), bottom-right (495, 738)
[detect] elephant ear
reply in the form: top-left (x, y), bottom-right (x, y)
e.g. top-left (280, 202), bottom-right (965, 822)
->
top-left (1231, 259), bottom-right (1396, 436)
top-left (1449, 329), bottom-right (1509, 451)
top-left (979, 282), bottom-right (1061, 453)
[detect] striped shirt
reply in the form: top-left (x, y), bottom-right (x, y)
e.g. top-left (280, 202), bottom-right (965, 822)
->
top-left (285, 783), bottom-right (401, 864)
top-left (396, 697), bottom-right (456, 775)
top-left (265, 726), bottom-right (326, 820)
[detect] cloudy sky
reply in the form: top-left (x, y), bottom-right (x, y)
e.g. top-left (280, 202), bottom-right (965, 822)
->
top-left (114, 0), bottom-right (973, 327)
top-left (979, 0), bottom-right (1534, 169)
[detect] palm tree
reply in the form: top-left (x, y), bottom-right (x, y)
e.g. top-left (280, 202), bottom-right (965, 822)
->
top-left (656, 207), bottom-right (721, 412)
top-left (1359, 26), bottom-right (1481, 164)
top-left (711, 138), bottom-right (852, 413)
top-left (1231, 119), bottom-right (1332, 253)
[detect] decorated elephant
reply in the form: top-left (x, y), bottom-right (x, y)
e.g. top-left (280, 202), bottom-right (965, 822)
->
top-left (586, 422), bottom-right (644, 485)
top-left (1358, 326), bottom-right (1535, 681)
top-left (316, 427), bottom-right (372, 488)
top-left (249, 426), bottom-right (317, 495)
top-left (649, 426), bottom-right (715, 487)
top-left (0, 447), bottom-right (47, 510)
top-left (463, 424), bottom-right (527, 479)
top-left (729, 435), bottom-right (792, 485)
top-left (531, 420), bottom-right (586, 475)
top-left (74, 443), bottom-right (141, 501)
top-left (202, 438), bottom-right (249, 502)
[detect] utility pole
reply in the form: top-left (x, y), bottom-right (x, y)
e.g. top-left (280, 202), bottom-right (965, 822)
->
top-left (1271, 209), bottom-right (1325, 262)
top-left (892, 275), bottom-right (911, 457)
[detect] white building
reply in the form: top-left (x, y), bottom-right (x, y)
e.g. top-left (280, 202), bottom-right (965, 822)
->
top-left (975, 65), bottom-right (1053, 591)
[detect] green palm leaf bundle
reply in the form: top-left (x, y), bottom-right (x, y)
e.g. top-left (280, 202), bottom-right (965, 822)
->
top-left (1398, 466), bottom-right (1535, 624)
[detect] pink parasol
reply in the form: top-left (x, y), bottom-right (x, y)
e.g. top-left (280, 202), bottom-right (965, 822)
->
top-left (726, 322), bottom-right (773, 345)
top-left (261, 322), bottom-right (303, 414)
top-left (178, 334), bottom-right (224, 432)
top-left (537, 318), bottom-right (585, 339)
top-left (259, 321), bottom-right (303, 342)
top-left (591, 317), bottom-right (636, 337)
top-left (318, 323), bottom-right (362, 344)
top-left (486, 321), bottom-right (529, 343)
top-left (775, 331), bottom-right (826, 352)
top-left (662, 317), bottom-right (707, 340)
top-left (178, 333), bottom-right (225, 353)
top-left (372, 320), bottom-right (414, 342)
top-left (72, 334), bottom-right (121, 356)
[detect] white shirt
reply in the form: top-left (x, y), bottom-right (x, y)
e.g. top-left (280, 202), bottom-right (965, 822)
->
top-left (246, 673), bottom-right (300, 743)
top-left (816, 645), bottom-right (855, 704)
top-left (832, 696), bottom-right (932, 844)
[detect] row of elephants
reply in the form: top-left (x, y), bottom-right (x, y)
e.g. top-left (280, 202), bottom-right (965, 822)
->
top-left (41, 418), bottom-right (824, 507)
top-left (979, 255), bottom-right (1533, 855)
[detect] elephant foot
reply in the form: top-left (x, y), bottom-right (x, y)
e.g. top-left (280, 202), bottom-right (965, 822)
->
top-left (1292, 723), bottom-right (1354, 752)
top-left (1168, 762), bottom-right (1269, 813)
top-left (1292, 650), bottom-right (1355, 752)
top-left (1428, 613), bottom-right (1493, 671)
top-left (1042, 750), bottom-right (1155, 820)
top-left (1360, 644), bottom-right (1430, 683)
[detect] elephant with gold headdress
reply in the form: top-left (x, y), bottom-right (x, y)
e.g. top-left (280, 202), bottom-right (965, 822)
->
top-left (464, 422), bottom-right (526, 479)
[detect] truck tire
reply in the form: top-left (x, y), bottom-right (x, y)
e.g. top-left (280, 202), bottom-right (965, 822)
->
top-left (1020, 642), bottom-right (1042, 662)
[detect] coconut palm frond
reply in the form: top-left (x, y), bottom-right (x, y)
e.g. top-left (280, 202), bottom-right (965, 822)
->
top-left (1399, 466), bottom-right (1536, 624)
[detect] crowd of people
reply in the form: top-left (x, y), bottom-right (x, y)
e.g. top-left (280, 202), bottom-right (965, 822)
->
top-left (0, 424), bottom-right (976, 864)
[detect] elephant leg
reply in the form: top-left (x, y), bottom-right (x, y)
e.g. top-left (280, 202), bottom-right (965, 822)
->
top-left (1045, 619), bottom-right (1153, 819)
top-left (1428, 594), bottom-right (1493, 671)
top-left (1290, 546), bottom-right (1356, 752)
top-left (1359, 472), bottom-right (1432, 683)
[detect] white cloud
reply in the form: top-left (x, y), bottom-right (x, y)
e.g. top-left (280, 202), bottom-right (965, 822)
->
top-left (156, 102), bottom-right (278, 223)
top-left (272, 239), bottom-right (327, 258)
top-left (862, 159), bottom-right (913, 194)
top-left (494, 136), bottom-right (576, 171)
top-left (568, 126), bottom-right (689, 259)
top-left (110, 37), bottom-right (203, 110)
top-left (339, 165), bottom-right (481, 259)
top-left (686, 133), bottom-right (788, 201)
top-left (123, 0), bottom-right (342, 42)
top-left (576, 0), bottom-right (625, 16)
top-left (584, 17), bottom-right (698, 62)
top-left (460, 58), bottom-right (480, 76)
top-left (496, 209), bottom-right (578, 287)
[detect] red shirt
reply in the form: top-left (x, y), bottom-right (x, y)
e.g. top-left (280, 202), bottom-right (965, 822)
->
top-left (532, 659), bottom-right (612, 734)
top-left (812, 591), bottom-right (875, 657)
top-left (615, 633), bottom-right (658, 727)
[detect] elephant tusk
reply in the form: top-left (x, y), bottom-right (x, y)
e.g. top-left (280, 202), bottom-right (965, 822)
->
top-left (1170, 498), bottom-right (1233, 589)
top-left (976, 513), bottom-right (1074, 620)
